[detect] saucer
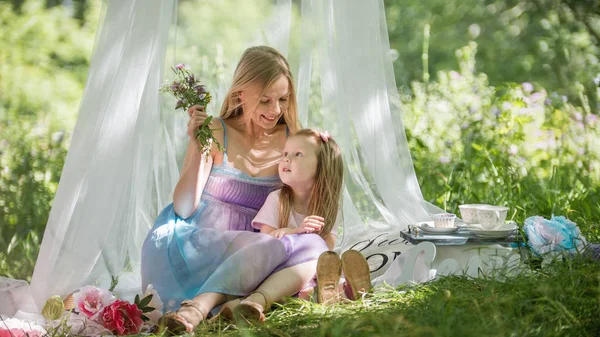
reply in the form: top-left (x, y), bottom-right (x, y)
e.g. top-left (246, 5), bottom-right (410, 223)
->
top-left (469, 223), bottom-right (518, 239)
top-left (418, 222), bottom-right (460, 235)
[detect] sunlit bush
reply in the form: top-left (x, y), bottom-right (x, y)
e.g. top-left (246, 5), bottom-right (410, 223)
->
top-left (401, 42), bottom-right (599, 239)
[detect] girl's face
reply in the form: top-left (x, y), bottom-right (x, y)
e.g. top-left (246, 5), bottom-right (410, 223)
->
top-left (240, 74), bottom-right (290, 130)
top-left (279, 136), bottom-right (319, 188)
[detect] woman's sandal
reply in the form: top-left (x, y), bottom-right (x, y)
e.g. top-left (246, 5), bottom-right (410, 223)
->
top-left (157, 299), bottom-right (208, 334)
top-left (316, 251), bottom-right (342, 304)
top-left (341, 249), bottom-right (372, 300)
top-left (232, 289), bottom-right (272, 324)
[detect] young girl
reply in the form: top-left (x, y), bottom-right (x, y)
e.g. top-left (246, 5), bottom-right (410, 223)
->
top-left (225, 129), bottom-right (371, 322)
top-left (224, 129), bottom-right (343, 321)
top-left (251, 128), bottom-right (343, 250)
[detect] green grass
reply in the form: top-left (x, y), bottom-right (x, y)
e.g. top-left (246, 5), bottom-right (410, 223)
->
top-left (189, 255), bottom-right (600, 337)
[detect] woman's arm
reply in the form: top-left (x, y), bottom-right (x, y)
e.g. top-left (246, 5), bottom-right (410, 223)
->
top-left (173, 106), bottom-right (222, 218)
top-left (172, 140), bottom-right (213, 218)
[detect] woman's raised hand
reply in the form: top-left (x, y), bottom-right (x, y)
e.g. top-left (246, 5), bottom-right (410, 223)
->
top-left (297, 215), bottom-right (324, 234)
top-left (187, 105), bottom-right (209, 145)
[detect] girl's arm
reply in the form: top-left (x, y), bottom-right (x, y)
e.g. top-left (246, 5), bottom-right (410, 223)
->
top-left (260, 223), bottom-right (276, 235)
top-left (261, 225), bottom-right (296, 239)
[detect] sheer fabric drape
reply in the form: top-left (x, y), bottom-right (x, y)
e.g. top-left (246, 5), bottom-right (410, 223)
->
top-left (4, 0), bottom-right (436, 312)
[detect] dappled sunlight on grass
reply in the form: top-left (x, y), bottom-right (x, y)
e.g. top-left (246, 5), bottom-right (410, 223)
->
top-left (190, 256), bottom-right (600, 337)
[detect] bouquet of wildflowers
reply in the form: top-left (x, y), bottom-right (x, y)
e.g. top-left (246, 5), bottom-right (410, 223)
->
top-left (160, 64), bottom-right (223, 157)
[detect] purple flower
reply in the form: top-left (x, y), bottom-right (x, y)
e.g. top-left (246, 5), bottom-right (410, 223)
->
top-left (561, 95), bottom-right (568, 103)
top-left (586, 114), bottom-right (598, 125)
top-left (170, 82), bottom-right (181, 91)
top-left (175, 99), bottom-right (186, 109)
top-left (461, 122), bottom-right (470, 129)
top-left (491, 107), bottom-right (501, 116)
top-left (175, 63), bottom-right (187, 70)
top-left (574, 112), bottom-right (583, 121)
top-left (522, 82), bottom-right (534, 93)
top-left (194, 85), bottom-right (207, 94)
top-left (186, 75), bottom-right (197, 86)
top-left (439, 156), bottom-right (451, 164)
top-left (544, 98), bottom-right (552, 106)
top-left (529, 92), bottom-right (544, 106)
top-left (508, 144), bottom-right (518, 156)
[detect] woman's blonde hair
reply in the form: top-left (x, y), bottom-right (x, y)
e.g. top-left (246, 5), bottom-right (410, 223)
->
top-left (219, 46), bottom-right (300, 133)
top-left (277, 129), bottom-right (344, 238)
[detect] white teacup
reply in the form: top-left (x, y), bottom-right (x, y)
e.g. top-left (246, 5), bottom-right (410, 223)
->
top-left (476, 206), bottom-right (509, 229)
top-left (458, 204), bottom-right (490, 224)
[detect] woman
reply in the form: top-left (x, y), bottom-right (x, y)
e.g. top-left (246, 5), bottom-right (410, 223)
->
top-left (141, 46), bottom-right (330, 332)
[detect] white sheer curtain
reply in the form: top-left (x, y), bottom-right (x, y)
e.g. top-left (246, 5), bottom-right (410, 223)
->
top-left (295, 0), bottom-right (434, 251)
top-left (1, 0), bottom-right (436, 314)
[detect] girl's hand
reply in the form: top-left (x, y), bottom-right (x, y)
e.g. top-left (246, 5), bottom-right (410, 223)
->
top-left (297, 215), bottom-right (324, 234)
top-left (269, 228), bottom-right (295, 239)
top-left (187, 105), bottom-right (209, 146)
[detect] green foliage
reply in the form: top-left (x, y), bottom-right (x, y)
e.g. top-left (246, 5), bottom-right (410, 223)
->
top-left (384, 0), bottom-right (600, 107)
top-left (0, 0), bottom-right (100, 128)
top-left (399, 42), bottom-right (600, 241)
top-left (0, 120), bottom-right (67, 280)
top-left (0, 0), bottom-right (100, 280)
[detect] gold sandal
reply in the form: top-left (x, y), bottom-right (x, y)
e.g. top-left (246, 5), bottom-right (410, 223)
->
top-left (232, 289), bottom-right (272, 324)
top-left (158, 299), bottom-right (208, 334)
top-left (210, 298), bottom-right (241, 322)
top-left (316, 251), bottom-right (342, 304)
top-left (341, 250), bottom-right (371, 300)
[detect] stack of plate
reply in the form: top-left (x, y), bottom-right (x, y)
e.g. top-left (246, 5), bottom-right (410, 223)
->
top-left (466, 223), bottom-right (518, 239)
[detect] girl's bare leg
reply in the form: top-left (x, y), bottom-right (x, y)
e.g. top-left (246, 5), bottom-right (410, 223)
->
top-left (243, 260), bottom-right (318, 307)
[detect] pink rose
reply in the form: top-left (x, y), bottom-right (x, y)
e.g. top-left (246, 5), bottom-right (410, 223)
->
top-left (73, 285), bottom-right (116, 321)
top-left (100, 299), bottom-right (144, 335)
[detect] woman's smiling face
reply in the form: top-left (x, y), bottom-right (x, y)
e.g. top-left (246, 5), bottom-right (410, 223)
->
top-left (241, 74), bottom-right (290, 130)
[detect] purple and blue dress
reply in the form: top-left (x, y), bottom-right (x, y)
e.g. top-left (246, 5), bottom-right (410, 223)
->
top-left (141, 119), bottom-right (328, 311)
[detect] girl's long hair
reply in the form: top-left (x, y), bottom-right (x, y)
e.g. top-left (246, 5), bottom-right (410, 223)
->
top-left (277, 129), bottom-right (344, 238)
top-left (219, 46), bottom-right (300, 134)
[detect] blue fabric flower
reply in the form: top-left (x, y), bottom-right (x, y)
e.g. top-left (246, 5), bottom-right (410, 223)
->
top-left (523, 215), bottom-right (587, 256)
